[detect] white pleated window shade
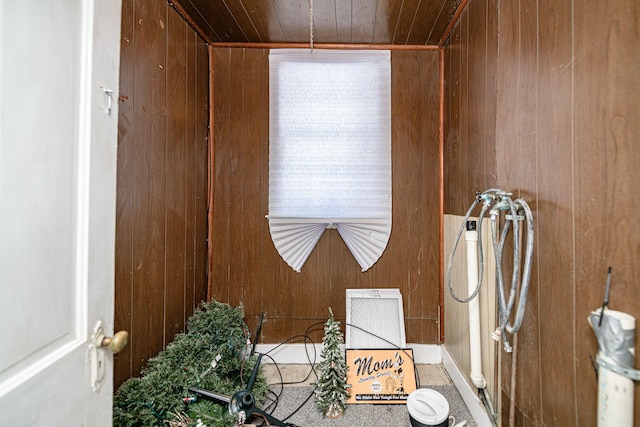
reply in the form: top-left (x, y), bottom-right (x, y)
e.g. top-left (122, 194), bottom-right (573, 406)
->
top-left (268, 49), bottom-right (392, 272)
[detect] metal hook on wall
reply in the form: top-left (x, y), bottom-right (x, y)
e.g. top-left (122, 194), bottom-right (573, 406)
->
top-left (100, 86), bottom-right (114, 116)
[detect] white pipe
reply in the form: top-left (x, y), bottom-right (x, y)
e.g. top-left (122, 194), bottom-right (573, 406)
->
top-left (465, 222), bottom-right (486, 389)
top-left (595, 310), bottom-right (635, 427)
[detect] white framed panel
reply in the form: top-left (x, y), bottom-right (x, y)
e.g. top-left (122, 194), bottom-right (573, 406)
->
top-left (345, 289), bottom-right (406, 349)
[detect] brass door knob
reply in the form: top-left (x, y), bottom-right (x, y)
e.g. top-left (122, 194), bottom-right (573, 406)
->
top-left (99, 330), bottom-right (129, 354)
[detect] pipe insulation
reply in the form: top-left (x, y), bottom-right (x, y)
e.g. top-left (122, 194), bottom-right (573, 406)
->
top-left (465, 221), bottom-right (486, 389)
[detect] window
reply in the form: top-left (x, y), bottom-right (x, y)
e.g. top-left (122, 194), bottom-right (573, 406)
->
top-left (268, 49), bottom-right (391, 272)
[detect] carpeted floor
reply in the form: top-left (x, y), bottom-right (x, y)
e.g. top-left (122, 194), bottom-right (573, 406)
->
top-left (255, 385), bottom-right (477, 427)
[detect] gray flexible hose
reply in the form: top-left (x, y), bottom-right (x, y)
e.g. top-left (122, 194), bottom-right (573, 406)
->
top-left (447, 189), bottom-right (534, 350)
top-left (446, 197), bottom-right (486, 303)
top-left (503, 199), bottom-right (534, 335)
top-left (493, 196), bottom-right (534, 343)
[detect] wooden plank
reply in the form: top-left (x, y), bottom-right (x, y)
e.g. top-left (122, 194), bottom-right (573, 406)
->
top-left (228, 48), bottom-right (245, 309)
top-left (257, 49), bottom-right (270, 326)
top-left (447, 26), bottom-right (462, 214)
top-left (130, 0), bottom-right (167, 376)
top-left (391, 50), bottom-right (437, 343)
top-left (495, 0), bottom-right (521, 420)
top-left (270, 0), bottom-right (312, 43)
top-left (114, 0), bottom-right (136, 388)
top-left (536, 0), bottom-right (576, 424)
top-left (184, 28), bottom-right (198, 317)
top-left (511, 0), bottom-right (541, 421)
top-left (432, 0), bottom-right (462, 46)
top-left (260, 318), bottom-right (292, 344)
top-left (494, 0), bottom-right (521, 297)
top-left (210, 48), bottom-right (232, 303)
top-left (169, 0), bottom-right (213, 43)
top-left (442, 36), bottom-right (453, 214)
top-left (350, 0), bottom-right (378, 44)
top-left (487, 0), bottom-right (543, 423)
top-left (466, 0), bottom-right (485, 195)
top-left (194, 39), bottom-right (210, 306)
top-left (438, 48), bottom-right (445, 342)
top-left (236, 0), bottom-right (286, 43)
top-left (170, 0), bottom-right (218, 42)
top-left (164, 4), bottom-right (188, 345)
top-left (422, 52), bottom-right (442, 325)
top-left (372, 0), bottom-right (404, 44)
top-left (261, 53), bottom-right (292, 340)
top-left (115, 0), bottom-right (210, 385)
top-left (240, 48), bottom-right (267, 318)
top-left (392, 0), bottom-right (421, 45)
top-left (389, 50), bottom-right (412, 341)
top-left (408, 51), bottom-right (425, 342)
top-left (220, 0), bottom-right (263, 42)
top-left (483, 0), bottom-right (498, 192)
top-left (457, 13), bottom-right (470, 208)
top-left (406, 0), bottom-right (445, 45)
top-left (574, 0), bottom-right (640, 424)
top-left (182, 0), bottom-right (247, 42)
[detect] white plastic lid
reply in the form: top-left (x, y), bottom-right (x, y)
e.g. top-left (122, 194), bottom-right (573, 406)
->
top-left (407, 389), bottom-right (450, 424)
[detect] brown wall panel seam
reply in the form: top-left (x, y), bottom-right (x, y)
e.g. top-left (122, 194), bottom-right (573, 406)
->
top-left (438, 47), bottom-right (445, 343)
top-left (207, 45), bottom-right (215, 299)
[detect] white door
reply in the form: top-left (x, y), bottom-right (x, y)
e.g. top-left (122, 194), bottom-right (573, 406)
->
top-left (0, 0), bottom-right (122, 425)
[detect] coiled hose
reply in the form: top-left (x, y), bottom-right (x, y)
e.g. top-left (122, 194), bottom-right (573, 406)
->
top-left (446, 189), bottom-right (534, 352)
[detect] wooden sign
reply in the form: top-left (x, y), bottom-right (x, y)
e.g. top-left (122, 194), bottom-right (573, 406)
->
top-left (345, 348), bottom-right (417, 404)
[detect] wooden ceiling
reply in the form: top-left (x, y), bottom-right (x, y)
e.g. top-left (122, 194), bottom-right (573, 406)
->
top-left (172, 0), bottom-right (464, 47)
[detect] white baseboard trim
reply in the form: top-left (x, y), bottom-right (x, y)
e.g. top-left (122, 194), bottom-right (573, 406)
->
top-left (254, 343), bottom-right (442, 365)
top-left (442, 345), bottom-right (494, 427)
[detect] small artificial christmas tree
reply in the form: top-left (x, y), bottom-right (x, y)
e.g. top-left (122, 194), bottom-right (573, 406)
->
top-left (313, 308), bottom-right (350, 418)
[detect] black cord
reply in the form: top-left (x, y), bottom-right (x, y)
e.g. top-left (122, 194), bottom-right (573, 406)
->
top-left (256, 319), bottom-right (423, 425)
top-left (252, 312), bottom-right (265, 356)
top-left (255, 323), bottom-right (324, 424)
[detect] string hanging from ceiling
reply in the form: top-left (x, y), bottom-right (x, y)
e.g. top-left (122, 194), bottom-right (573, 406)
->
top-left (309, 0), bottom-right (314, 51)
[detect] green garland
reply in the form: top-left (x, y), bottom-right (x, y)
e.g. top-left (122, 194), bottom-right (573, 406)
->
top-left (114, 300), bottom-right (266, 427)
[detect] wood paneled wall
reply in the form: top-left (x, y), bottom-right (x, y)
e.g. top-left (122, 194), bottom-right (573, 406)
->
top-left (114, 0), bottom-right (209, 388)
top-left (444, 0), bottom-right (640, 425)
top-left (209, 48), bottom-right (441, 345)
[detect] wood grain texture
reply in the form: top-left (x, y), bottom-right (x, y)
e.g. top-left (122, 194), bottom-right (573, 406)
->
top-left (131, 0), bottom-right (167, 378)
top-left (536, 0), bottom-right (576, 424)
top-left (171, 0), bottom-right (461, 46)
top-left (209, 48), bottom-right (441, 345)
top-left (407, 0), bottom-right (449, 45)
top-left (114, 0), bottom-right (135, 386)
top-left (195, 40), bottom-right (210, 307)
top-left (114, 0), bottom-right (209, 388)
top-left (444, 0), bottom-right (640, 425)
top-left (165, 4), bottom-right (188, 345)
top-left (573, 0), bottom-right (640, 424)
